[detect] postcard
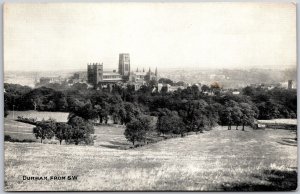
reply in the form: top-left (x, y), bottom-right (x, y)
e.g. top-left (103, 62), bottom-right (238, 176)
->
top-left (3, 2), bottom-right (297, 191)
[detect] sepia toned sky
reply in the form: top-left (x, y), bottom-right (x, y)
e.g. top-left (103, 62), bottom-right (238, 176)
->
top-left (4, 2), bottom-right (296, 71)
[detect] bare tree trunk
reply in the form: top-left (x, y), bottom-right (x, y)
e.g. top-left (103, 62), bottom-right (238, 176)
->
top-left (236, 125), bottom-right (238, 130)
top-left (242, 124), bottom-right (245, 131)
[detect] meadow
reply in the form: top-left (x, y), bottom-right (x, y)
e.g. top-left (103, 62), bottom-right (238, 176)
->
top-left (4, 111), bottom-right (69, 142)
top-left (4, 122), bottom-right (297, 191)
top-left (6, 110), bottom-right (69, 122)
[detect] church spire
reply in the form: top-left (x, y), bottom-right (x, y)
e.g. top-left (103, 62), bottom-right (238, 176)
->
top-left (155, 67), bottom-right (158, 76)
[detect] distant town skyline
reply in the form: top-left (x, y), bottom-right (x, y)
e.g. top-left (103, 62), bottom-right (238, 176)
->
top-left (4, 3), bottom-right (296, 71)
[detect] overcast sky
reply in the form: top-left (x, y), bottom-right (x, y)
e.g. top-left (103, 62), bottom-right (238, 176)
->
top-left (4, 2), bottom-right (296, 71)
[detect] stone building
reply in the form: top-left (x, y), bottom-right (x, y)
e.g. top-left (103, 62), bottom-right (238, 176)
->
top-left (119, 53), bottom-right (130, 78)
top-left (87, 63), bottom-right (104, 86)
top-left (87, 62), bottom-right (122, 88)
top-left (87, 53), bottom-right (158, 89)
top-left (130, 67), bottom-right (158, 83)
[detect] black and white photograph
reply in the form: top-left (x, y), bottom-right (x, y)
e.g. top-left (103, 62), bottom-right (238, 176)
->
top-left (3, 2), bottom-right (297, 191)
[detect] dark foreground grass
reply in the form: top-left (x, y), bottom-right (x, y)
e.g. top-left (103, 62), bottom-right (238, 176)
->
top-left (221, 169), bottom-right (297, 191)
top-left (4, 126), bottom-right (297, 191)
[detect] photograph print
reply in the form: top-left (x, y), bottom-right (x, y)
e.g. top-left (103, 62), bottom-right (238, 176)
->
top-left (3, 2), bottom-right (297, 191)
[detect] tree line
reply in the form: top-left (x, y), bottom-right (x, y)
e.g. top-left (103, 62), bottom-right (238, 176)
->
top-left (4, 81), bottom-right (297, 145)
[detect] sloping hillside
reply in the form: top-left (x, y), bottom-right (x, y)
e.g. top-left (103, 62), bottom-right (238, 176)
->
top-left (4, 126), bottom-right (297, 191)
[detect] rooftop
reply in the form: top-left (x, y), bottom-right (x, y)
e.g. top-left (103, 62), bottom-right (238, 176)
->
top-left (103, 72), bottom-right (121, 76)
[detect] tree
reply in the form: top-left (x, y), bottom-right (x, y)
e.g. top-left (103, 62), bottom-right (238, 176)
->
top-left (67, 116), bottom-right (95, 145)
top-left (191, 85), bottom-right (200, 98)
top-left (205, 104), bottom-right (220, 129)
top-left (68, 100), bottom-right (98, 121)
top-left (111, 84), bottom-right (123, 95)
top-left (55, 122), bottom-right (72, 144)
top-left (110, 103), bottom-right (123, 124)
top-left (46, 100), bottom-right (56, 111)
top-left (221, 107), bottom-right (233, 130)
top-left (211, 82), bottom-right (221, 95)
top-left (120, 102), bottom-right (141, 125)
top-left (33, 119), bottom-right (56, 143)
top-left (211, 82), bottom-right (221, 90)
top-left (4, 106), bottom-right (9, 118)
top-left (175, 81), bottom-right (185, 86)
top-left (124, 116), bottom-right (151, 145)
top-left (256, 100), bottom-right (281, 120)
top-left (240, 103), bottom-right (257, 131)
top-left (161, 86), bottom-right (168, 94)
top-left (122, 85), bottom-right (136, 102)
top-left (157, 109), bottom-right (175, 134)
top-left (242, 86), bottom-right (255, 96)
top-left (53, 92), bottom-right (68, 111)
top-left (158, 78), bottom-right (173, 85)
top-left (94, 102), bottom-right (110, 124)
top-left (210, 102), bottom-right (223, 125)
top-left (108, 95), bottom-right (124, 124)
top-left (201, 85), bottom-right (210, 92)
top-left (157, 111), bottom-right (186, 136)
top-left (4, 94), bottom-right (9, 117)
top-left (183, 100), bottom-right (208, 133)
top-left (22, 87), bottom-right (57, 111)
top-left (222, 100), bottom-right (242, 130)
top-left (71, 83), bottom-right (88, 91)
top-left (148, 79), bottom-right (158, 89)
top-left (232, 105), bottom-right (243, 130)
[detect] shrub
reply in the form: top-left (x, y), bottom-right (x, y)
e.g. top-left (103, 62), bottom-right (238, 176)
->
top-left (4, 135), bottom-right (35, 143)
top-left (4, 135), bottom-right (12, 141)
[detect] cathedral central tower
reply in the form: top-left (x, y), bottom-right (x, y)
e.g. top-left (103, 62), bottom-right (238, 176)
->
top-left (118, 53), bottom-right (130, 77)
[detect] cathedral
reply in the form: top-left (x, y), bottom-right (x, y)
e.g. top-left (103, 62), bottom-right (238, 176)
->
top-left (87, 53), bottom-right (158, 88)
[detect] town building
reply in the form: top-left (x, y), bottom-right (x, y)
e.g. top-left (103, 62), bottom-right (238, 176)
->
top-left (157, 83), bottom-right (185, 93)
top-left (69, 72), bottom-right (87, 84)
top-left (279, 80), bottom-right (296, 89)
top-left (38, 76), bottom-right (63, 85)
top-left (232, 91), bottom-right (240, 95)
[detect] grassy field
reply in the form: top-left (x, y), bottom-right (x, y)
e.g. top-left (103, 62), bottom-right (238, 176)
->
top-left (4, 119), bottom-right (37, 141)
top-left (5, 111), bottom-right (69, 142)
top-left (6, 110), bottom-right (69, 122)
top-left (4, 124), bottom-right (297, 191)
top-left (4, 111), bottom-right (127, 144)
